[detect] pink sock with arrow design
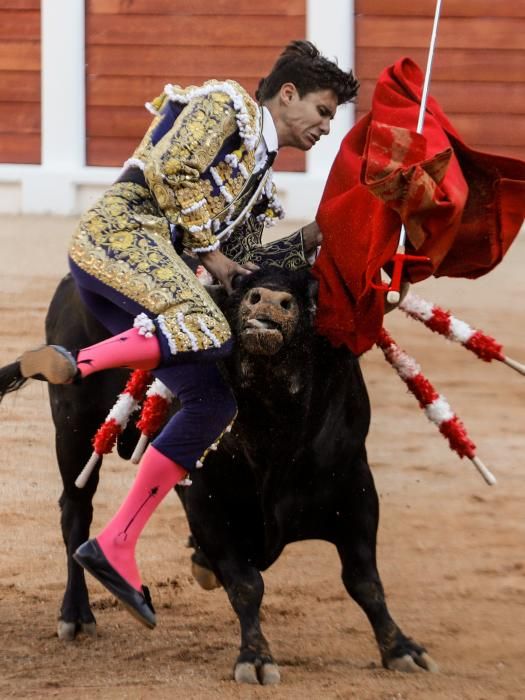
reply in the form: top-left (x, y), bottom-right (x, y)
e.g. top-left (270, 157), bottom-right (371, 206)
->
top-left (96, 445), bottom-right (187, 591)
top-left (76, 327), bottom-right (161, 377)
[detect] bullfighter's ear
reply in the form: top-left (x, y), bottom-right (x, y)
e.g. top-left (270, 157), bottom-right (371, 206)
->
top-left (204, 284), bottom-right (229, 308)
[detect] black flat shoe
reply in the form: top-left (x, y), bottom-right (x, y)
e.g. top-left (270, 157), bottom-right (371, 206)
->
top-left (74, 539), bottom-right (156, 629)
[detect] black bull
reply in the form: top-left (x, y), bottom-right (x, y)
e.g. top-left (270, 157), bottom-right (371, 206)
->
top-left (3, 266), bottom-right (437, 684)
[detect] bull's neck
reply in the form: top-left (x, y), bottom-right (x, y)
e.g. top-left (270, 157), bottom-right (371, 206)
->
top-left (232, 345), bottom-right (312, 408)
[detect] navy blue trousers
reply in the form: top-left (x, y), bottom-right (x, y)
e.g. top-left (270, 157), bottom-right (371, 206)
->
top-left (69, 258), bottom-right (237, 471)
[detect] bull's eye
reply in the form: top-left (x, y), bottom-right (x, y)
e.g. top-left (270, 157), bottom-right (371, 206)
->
top-left (280, 298), bottom-right (292, 310)
top-left (249, 291), bottom-right (261, 304)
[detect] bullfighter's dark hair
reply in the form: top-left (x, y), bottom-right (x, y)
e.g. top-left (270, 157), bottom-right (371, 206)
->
top-left (255, 40), bottom-right (359, 105)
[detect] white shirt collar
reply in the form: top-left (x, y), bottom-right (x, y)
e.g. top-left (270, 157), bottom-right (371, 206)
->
top-left (261, 105), bottom-right (278, 153)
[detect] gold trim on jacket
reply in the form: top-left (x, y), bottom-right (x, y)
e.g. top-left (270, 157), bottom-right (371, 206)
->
top-left (124, 80), bottom-right (283, 252)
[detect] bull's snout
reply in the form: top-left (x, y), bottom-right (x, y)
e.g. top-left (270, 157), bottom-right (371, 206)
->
top-left (246, 287), bottom-right (294, 311)
top-left (239, 286), bottom-right (298, 356)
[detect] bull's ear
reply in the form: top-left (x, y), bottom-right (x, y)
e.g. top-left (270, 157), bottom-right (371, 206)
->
top-left (204, 284), bottom-right (228, 309)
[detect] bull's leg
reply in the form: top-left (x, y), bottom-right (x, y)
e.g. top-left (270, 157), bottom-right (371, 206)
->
top-left (184, 481), bottom-right (281, 686)
top-left (337, 542), bottom-right (438, 672)
top-left (45, 276), bottom-right (140, 639)
top-left (50, 370), bottom-right (129, 641)
top-left (217, 561), bottom-right (281, 685)
top-left (51, 382), bottom-right (104, 641)
top-left (335, 461), bottom-right (438, 673)
top-left (186, 535), bottom-right (221, 591)
top-left (57, 479), bottom-right (99, 640)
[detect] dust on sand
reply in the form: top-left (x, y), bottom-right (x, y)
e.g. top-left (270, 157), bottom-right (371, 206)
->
top-left (0, 215), bottom-right (523, 699)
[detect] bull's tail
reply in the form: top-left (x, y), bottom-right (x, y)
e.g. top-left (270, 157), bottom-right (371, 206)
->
top-left (0, 361), bottom-right (28, 404)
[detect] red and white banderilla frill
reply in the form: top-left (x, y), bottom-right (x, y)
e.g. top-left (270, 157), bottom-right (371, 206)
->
top-left (400, 292), bottom-right (525, 375)
top-left (74, 370), bottom-right (152, 488)
top-left (131, 378), bottom-right (174, 464)
top-left (376, 328), bottom-right (496, 485)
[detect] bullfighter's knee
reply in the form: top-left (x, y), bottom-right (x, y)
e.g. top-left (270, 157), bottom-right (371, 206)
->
top-left (152, 363), bottom-right (237, 469)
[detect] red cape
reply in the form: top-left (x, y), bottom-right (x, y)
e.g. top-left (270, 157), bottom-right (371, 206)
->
top-left (312, 57), bottom-right (525, 355)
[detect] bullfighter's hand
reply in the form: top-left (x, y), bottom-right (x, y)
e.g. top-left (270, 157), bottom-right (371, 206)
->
top-left (301, 221), bottom-right (323, 255)
top-left (198, 249), bottom-right (258, 294)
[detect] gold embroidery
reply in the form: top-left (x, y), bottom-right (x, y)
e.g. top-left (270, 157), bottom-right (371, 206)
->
top-left (241, 148), bottom-right (256, 174)
top-left (213, 161), bottom-right (245, 196)
top-left (222, 222), bottom-right (309, 271)
top-left (127, 81), bottom-right (262, 251)
top-left (132, 92), bottom-right (170, 164)
top-left (143, 92), bottom-right (240, 250)
top-left (68, 182), bottom-right (231, 353)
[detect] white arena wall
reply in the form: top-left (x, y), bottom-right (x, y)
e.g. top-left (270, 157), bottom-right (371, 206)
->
top-left (0, 0), bottom-right (355, 221)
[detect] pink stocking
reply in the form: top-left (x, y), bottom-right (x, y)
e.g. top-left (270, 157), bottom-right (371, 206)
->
top-left (76, 327), bottom-right (161, 378)
top-left (96, 445), bottom-right (187, 591)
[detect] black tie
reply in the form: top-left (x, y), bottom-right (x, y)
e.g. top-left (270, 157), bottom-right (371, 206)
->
top-left (266, 150), bottom-right (277, 169)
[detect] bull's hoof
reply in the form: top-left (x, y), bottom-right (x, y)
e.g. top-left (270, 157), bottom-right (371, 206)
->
top-left (386, 650), bottom-right (438, 673)
top-left (191, 561), bottom-right (221, 590)
top-left (57, 620), bottom-right (77, 642)
top-left (80, 621), bottom-right (98, 638)
top-left (234, 661), bottom-right (281, 685)
top-left (57, 619), bottom-right (97, 641)
top-left (258, 663), bottom-right (281, 685)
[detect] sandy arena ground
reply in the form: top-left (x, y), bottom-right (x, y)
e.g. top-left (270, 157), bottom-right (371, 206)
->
top-left (0, 214), bottom-right (523, 699)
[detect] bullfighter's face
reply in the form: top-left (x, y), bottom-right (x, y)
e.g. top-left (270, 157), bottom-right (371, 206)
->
top-left (274, 85), bottom-right (338, 151)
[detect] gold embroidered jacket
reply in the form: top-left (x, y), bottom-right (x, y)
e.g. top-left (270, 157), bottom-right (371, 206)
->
top-left (127, 80), bottom-right (284, 253)
top-left (68, 81), bottom-right (292, 360)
